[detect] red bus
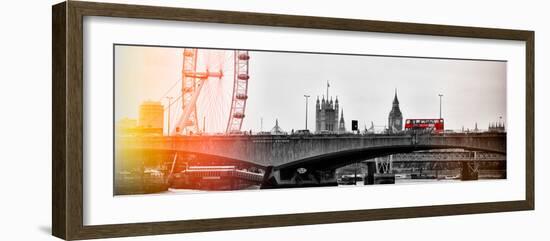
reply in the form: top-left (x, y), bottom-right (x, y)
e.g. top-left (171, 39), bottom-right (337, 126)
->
top-left (405, 118), bottom-right (444, 132)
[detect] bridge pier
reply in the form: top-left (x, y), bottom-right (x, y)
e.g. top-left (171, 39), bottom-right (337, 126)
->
top-left (461, 161), bottom-right (479, 181)
top-left (261, 166), bottom-right (338, 189)
top-left (364, 161), bottom-right (395, 185)
top-left (364, 162), bottom-right (376, 185)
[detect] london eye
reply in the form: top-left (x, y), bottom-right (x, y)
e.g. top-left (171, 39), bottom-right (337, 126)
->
top-left (171, 48), bottom-right (250, 135)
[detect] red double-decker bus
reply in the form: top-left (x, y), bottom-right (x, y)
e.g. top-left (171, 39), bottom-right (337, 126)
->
top-left (405, 118), bottom-right (444, 132)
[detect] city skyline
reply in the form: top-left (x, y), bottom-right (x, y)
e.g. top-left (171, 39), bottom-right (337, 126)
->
top-left (113, 45), bottom-right (508, 195)
top-left (115, 45), bottom-right (506, 133)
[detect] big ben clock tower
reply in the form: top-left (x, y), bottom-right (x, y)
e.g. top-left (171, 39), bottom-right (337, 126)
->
top-left (388, 89), bottom-right (403, 133)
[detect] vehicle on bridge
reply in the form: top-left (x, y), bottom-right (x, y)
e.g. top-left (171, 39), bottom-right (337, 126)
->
top-left (292, 129), bottom-right (312, 136)
top-left (405, 118), bottom-right (444, 132)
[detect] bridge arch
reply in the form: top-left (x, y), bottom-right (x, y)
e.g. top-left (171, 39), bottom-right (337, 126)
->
top-left (275, 144), bottom-right (506, 171)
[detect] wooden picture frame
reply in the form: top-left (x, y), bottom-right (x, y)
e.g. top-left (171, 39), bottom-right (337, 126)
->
top-left (52, 1), bottom-right (534, 240)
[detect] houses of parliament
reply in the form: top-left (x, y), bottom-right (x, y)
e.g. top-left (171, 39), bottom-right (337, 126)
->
top-left (314, 82), bottom-right (403, 135)
top-left (315, 82), bottom-right (346, 134)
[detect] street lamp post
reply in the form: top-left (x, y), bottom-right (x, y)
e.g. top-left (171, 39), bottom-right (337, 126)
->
top-left (165, 96), bottom-right (173, 136)
top-left (438, 94), bottom-right (443, 119)
top-left (304, 95), bottom-right (310, 130)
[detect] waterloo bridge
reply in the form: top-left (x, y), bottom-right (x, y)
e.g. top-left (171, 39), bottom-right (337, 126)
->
top-left (117, 132), bottom-right (506, 188)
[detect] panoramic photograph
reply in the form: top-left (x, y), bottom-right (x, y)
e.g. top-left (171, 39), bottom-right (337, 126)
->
top-left (114, 45), bottom-right (507, 195)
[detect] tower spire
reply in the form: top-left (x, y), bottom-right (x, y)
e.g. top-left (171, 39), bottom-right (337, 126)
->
top-left (327, 80), bottom-right (330, 99)
top-left (393, 88), bottom-right (399, 105)
top-left (338, 108), bottom-right (346, 133)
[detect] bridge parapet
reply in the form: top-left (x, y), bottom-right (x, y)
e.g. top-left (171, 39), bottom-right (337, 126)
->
top-left (392, 151), bottom-right (506, 162)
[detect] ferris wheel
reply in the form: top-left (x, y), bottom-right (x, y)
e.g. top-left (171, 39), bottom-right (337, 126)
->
top-left (171, 48), bottom-right (250, 135)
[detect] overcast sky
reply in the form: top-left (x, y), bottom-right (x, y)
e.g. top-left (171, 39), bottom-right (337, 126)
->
top-left (115, 45), bottom-right (506, 133)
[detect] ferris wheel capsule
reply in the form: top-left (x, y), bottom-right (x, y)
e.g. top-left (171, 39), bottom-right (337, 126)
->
top-left (236, 94), bottom-right (248, 100)
top-left (238, 74), bottom-right (250, 80)
top-left (238, 53), bottom-right (250, 60)
top-left (232, 112), bottom-right (245, 119)
top-left (183, 49), bottom-right (195, 57)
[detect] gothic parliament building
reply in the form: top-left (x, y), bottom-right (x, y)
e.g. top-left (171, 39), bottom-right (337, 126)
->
top-left (315, 82), bottom-right (346, 134)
